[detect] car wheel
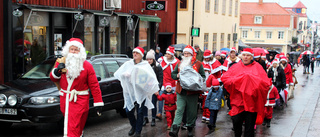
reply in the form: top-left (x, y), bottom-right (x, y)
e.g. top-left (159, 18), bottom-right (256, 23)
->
top-left (117, 108), bottom-right (127, 118)
top-left (0, 122), bottom-right (13, 129)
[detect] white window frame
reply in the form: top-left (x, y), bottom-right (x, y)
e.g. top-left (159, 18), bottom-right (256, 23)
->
top-left (278, 31), bottom-right (284, 39)
top-left (254, 16), bottom-right (262, 24)
top-left (266, 31), bottom-right (272, 39)
top-left (242, 30), bottom-right (248, 38)
top-left (255, 31), bottom-right (260, 39)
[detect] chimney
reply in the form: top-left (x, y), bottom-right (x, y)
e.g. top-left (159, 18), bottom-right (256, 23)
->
top-left (259, 0), bottom-right (263, 5)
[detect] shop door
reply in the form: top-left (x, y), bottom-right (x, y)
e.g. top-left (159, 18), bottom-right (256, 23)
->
top-left (158, 34), bottom-right (172, 54)
top-left (54, 29), bottom-right (69, 55)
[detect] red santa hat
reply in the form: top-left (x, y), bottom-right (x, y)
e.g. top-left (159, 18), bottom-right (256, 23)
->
top-left (203, 64), bottom-right (211, 72)
top-left (62, 38), bottom-right (87, 59)
top-left (183, 45), bottom-right (195, 55)
top-left (166, 46), bottom-right (175, 56)
top-left (254, 52), bottom-right (261, 59)
top-left (203, 50), bottom-right (213, 58)
top-left (279, 52), bottom-right (285, 58)
top-left (241, 48), bottom-right (254, 56)
top-left (272, 59), bottom-right (279, 65)
top-left (275, 54), bottom-right (280, 60)
top-left (280, 56), bottom-right (287, 62)
top-left (220, 51), bottom-right (227, 57)
top-left (230, 47), bottom-right (237, 53)
top-left (165, 83), bottom-right (172, 89)
top-left (133, 47), bottom-right (145, 57)
top-left (261, 54), bottom-right (267, 59)
top-left (212, 78), bottom-right (220, 88)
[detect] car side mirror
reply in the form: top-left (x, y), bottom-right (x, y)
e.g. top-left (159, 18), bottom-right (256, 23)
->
top-left (97, 76), bottom-right (101, 81)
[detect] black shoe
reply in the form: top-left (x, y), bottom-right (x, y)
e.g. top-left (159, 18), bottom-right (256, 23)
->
top-left (128, 128), bottom-right (135, 136)
top-left (262, 118), bottom-right (266, 126)
top-left (151, 118), bottom-right (156, 127)
top-left (169, 125), bottom-right (179, 137)
top-left (142, 117), bottom-right (149, 126)
top-left (134, 133), bottom-right (141, 137)
top-left (266, 119), bottom-right (271, 128)
top-left (187, 126), bottom-right (194, 137)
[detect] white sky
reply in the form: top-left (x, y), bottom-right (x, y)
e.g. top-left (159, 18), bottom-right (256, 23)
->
top-left (240, 0), bottom-right (320, 22)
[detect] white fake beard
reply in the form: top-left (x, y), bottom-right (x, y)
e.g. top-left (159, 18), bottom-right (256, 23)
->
top-left (180, 56), bottom-right (192, 70)
top-left (65, 53), bottom-right (85, 79)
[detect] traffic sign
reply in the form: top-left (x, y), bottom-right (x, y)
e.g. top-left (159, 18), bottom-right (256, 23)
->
top-left (191, 27), bottom-right (200, 37)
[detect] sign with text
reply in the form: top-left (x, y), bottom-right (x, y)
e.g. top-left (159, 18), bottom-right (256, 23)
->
top-left (146, 1), bottom-right (165, 10)
top-left (191, 28), bottom-right (200, 37)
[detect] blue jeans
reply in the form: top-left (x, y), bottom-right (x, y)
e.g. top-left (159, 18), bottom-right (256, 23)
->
top-left (126, 100), bottom-right (146, 134)
top-left (209, 110), bottom-right (219, 128)
top-left (158, 90), bottom-right (164, 114)
top-left (143, 94), bottom-right (157, 119)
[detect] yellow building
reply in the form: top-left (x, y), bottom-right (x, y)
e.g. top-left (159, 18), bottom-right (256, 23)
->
top-left (177, 0), bottom-right (240, 52)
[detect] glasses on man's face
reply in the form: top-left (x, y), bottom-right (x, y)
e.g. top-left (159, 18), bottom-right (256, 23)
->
top-left (183, 53), bottom-right (192, 56)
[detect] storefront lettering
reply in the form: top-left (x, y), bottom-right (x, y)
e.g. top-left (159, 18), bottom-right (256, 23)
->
top-left (245, 40), bottom-right (265, 42)
top-left (146, 1), bottom-right (165, 11)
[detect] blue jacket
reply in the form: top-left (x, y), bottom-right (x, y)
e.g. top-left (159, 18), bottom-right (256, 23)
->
top-left (204, 87), bottom-right (224, 110)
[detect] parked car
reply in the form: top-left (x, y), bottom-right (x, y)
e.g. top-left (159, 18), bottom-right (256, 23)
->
top-left (0, 54), bottom-right (130, 128)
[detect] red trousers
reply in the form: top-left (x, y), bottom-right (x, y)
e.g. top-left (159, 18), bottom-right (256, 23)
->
top-left (165, 110), bottom-right (175, 127)
top-left (264, 106), bottom-right (273, 119)
top-left (202, 96), bottom-right (210, 119)
top-left (60, 93), bottom-right (90, 137)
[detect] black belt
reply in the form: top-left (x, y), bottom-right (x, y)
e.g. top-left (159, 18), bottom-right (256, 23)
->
top-left (165, 103), bottom-right (176, 106)
top-left (267, 98), bottom-right (275, 100)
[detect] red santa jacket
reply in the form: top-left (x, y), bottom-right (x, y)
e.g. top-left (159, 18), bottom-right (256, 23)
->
top-left (160, 56), bottom-right (180, 88)
top-left (281, 63), bottom-right (294, 85)
top-left (157, 92), bottom-right (177, 111)
top-left (202, 58), bottom-right (222, 78)
top-left (50, 61), bottom-right (103, 106)
top-left (265, 85), bottom-right (280, 106)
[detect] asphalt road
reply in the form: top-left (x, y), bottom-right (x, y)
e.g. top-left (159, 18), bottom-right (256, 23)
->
top-left (2, 65), bottom-right (320, 137)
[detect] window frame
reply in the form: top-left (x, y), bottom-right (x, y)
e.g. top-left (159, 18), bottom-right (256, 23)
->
top-left (266, 31), bottom-right (272, 39)
top-left (278, 31), bottom-right (284, 39)
top-left (213, 33), bottom-right (217, 51)
top-left (222, 0), bottom-right (226, 15)
top-left (179, 0), bottom-right (188, 11)
top-left (204, 33), bottom-right (209, 50)
top-left (242, 30), bottom-right (248, 38)
top-left (221, 33), bottom-right (225, 48)
top-left (205, 0), bottom-right (210, 12)
top-left (235, 0), bottom-right (238, 17)
top-left (229, 0), bottom-right (233, 16)
top-left (254, 16), bottom-right (262, 24)
top-left (255, 31), bottom-right (261, 39)
top-left (214, 0), bottom-right (219, 14)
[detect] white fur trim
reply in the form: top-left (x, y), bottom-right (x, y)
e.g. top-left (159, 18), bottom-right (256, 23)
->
top-left (133, 48), bottom-right (144, 57)
top-left (220, 54), bottom-right (226, 57)
top-left (217, 78), bottom-right (221, 82)
top-left (272, 61), bottom-right (279, 64)
top-left (166, 85), bottom-right (172, 89)
top-left (254, 55), bottom-right (261, 58)
top-left (204, 54), bottom-right (213, 58)
top-left (241, 51), bottom-right (254, 56)
top-left (204, 68), bottom-right (210, 71)
top-left (166, 51), bottom-right (174, 56)
top-left (280, 59), bottom-right (287, 62)
top-left (261, 56), bottom-right (266, 58)
top-left (212, 86), bottom-right (220, 88)
top-left (183, 48), bottom-right (193, 55)
top-left (94, 102), bottom-right (104, 107)
top-left (51, 68), bottom-right (61, 79)
top-left (289, 83), bottom-right (294, 86)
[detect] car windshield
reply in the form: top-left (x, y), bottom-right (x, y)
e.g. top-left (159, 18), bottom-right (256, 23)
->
top-left (21, 62), bottom-right (54, 79)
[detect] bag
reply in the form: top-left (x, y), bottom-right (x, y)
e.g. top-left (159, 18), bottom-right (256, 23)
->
top-left (221, 99), bottom-right (224, 108)
top-left (179, 64), bottom-right (205, 91)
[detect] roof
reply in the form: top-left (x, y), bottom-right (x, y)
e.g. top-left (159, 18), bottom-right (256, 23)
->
top-left (240, 2), bottom-right (290, 15)
top-left (293, 1), bottom-right (307, 9)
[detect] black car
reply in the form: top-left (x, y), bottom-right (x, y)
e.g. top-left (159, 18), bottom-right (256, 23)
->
top-left (0, 54), bottom-right (130, 128)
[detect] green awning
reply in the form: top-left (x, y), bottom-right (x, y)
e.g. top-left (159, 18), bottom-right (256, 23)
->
top-left (137, 15), bottom-right (161, 22)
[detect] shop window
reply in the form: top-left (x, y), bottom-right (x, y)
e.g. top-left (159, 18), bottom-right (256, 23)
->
top-left (84, 13), bottom-right (95, 55)
top-left (110, 15), bottom-right (121, 54)
top-left (139, 21), bottom-right (150, 52)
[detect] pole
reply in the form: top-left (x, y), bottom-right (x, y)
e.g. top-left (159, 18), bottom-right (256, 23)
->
top-left (311, 23), bottom-right (315, 52)
top-left (191, 0), bottom-right (195, 46)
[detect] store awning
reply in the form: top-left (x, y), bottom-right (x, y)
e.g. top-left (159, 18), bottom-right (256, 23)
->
top-left (86, 10), bottom-right (112, 16)
top-left (114, 12), bottom-right (131, 17)
top-left (238, 40), bottom-right (251, 48)
top-left (136, 15), bottom-right (161, 22)
top-left (25, 6), bottom-right (82, 13)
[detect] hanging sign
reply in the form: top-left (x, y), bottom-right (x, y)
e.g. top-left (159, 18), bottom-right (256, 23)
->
top-left (13, 9), bottom-right (23, 17)
top-left (146, 1), bottom-right (165, 11)
top-left (100, 17), bottom-right (109, 26)
top-left (74, 13), bottom-right (84, 21)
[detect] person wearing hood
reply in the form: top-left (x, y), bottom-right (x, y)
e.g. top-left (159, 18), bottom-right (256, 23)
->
top-left (142, 49), bottom-right (163, 127)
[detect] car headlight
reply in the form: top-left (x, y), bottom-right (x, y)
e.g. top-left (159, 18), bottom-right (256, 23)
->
top-left (8, 95), bottom-right (17, 106)
top-left (0, 94), bottom-right (7, 107)
top-left (29, 97), bottom-right (60, 105)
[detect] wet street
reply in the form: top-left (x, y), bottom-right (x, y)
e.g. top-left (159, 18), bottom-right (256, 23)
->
top-left (2, 65), bottom-right (320, 137)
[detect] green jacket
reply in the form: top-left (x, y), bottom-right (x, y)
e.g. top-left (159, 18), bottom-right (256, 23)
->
top-left (196, 49), bottom-right (204, 62)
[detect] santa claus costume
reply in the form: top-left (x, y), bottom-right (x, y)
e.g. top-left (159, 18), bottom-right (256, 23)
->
top-left (263, 84), bottom-right (280, 127)
top-left (50, 38), bottom-right (103, 137)
top-left (280, 56), bottom-right (294, 99)
top-left (156, 83), bottom-right (177, 129)
top-left (222, 47), bottom-right (240, 71)
top-left (262, 54), bottom-right (271, 69)
top-left (202, 50), bottom-right (222, 79)
top-left (200, 64), bottom-right (211, 123)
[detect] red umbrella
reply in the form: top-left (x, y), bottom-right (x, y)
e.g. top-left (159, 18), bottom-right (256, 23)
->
top-left (252, 48), bottom-right (269, 55)
top-left (301, 50), bottom-right (314, 55)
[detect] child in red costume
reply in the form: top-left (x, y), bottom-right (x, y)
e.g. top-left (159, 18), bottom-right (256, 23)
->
top-left (200, 65), bottom-right (211, 123)
top-left (156, 83), bottom-right (177, 130)
top-left (263, 84), bottom-right (280, 127)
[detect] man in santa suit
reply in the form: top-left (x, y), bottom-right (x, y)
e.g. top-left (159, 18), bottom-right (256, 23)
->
top-left (50, 38), bottom-right (104, 137)
top-left (280, 56), bottom-right (294, 99)
top-left (157, 46), bottom-right (180, 119)
top-left (202, 49), bottom-right (222, 79)
top-left (222, 47), bottom-right (240, 71)
top-left (221, 48), bottom-right (271, 137)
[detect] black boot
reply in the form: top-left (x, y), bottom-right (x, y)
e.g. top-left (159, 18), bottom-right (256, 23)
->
top-left (187, 126), bottom-right (194, 137)
top-left (151, 118), bottom-right (156, 126)
top-left (266, 119), bottom-right (271, 127)
top-left (128, 128), bottom-right (135, 136)
top-left (262, 118), bottom-right (267, 126)
top-left (142, 117), bottom-right (149, 126)
top-left (169, 124), bottom-right (179, 137)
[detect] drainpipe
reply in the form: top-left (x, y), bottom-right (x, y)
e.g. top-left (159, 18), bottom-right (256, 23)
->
top-left (191, 0), bottom-right (195, 46)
